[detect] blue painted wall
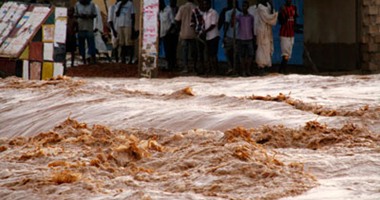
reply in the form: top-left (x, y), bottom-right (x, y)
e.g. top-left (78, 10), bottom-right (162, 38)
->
top-left (159, 0), bottom-right (245, 61)
top-left (272, 0), bottom-right (303, 65)
top-left (212, 0), bottom-right (245, 62)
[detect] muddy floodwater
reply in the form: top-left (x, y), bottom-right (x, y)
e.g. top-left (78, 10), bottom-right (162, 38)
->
top-left (0, 74), bottom-right (379, 200)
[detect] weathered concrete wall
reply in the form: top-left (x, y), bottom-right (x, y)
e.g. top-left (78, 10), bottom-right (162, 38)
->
top-left (304, 0), bottom-right (360, 71)
top-left (305, 1), bottom-right (357, 43)
top-left (361, 0), bottom-right (380, 71)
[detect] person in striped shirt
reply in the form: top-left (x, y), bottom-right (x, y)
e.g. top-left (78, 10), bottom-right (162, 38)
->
top-left (278, 0), bottom-right (298, 74)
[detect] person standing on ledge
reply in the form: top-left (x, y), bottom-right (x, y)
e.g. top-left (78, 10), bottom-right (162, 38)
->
top-left (201, 0), bottom-right (219, 75)
top-left (74, 0), bottom-right (97, 65)
top-left (175, 0), bottom-right (198, 74)
top-left (66, 7), bottom-right (78, 67)
top-left (250, 0), bottom-right (278, 75)
top-left (115, 0), bottom-right (136, 64)
top-left (108, 0), bottom-right (121, 63)
top-left (165, 0), bottom-right (180, 71)
top-left (278, 0), bottom-right (298, 74)
top-left (235, 1), bottom-right (255, 76)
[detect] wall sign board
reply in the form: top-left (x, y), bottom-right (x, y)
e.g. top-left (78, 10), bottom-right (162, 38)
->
top-left (0, 2), bottom-right (67, 80)
top-left (138, 0), bottom-right (159, 78)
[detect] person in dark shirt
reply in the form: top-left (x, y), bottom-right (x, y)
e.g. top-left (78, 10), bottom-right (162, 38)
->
top-left (167, 0), bottom-right (179, 71)
top-left (66, 7), bottom-right (78, 67)
top-left (218, 0), bottom-right (234, 31)
top-left (74, 0), bottom-right (97, 64)
top-left (188, 0), bottom-right (205, 74)
top-left (159, 0), bottom-right (178, 71)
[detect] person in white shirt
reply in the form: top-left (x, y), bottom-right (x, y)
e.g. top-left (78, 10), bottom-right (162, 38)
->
top-left (91, 4), bottom-right (111, 62)
top-left (201, 0), bottom-right (219, 75)
top-left (223, 1), bottom-right (241, 75)
top-left (159, 0), bottom-right (176, 71)
top-left (107, 0), bottom-right (121, 63)
top-left (115, 0), bottom-right (136, 64)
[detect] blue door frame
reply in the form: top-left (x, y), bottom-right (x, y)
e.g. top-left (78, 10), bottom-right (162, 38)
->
top-left (160, 0), bottom-right (304, 65)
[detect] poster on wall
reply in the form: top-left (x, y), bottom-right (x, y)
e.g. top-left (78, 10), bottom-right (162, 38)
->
top-left (0, 4), bottom-right (67, 80)
top-left (54, 18), bottom-right (67, 44)
top-left (54, 7), bottom-right (67, 45)
top-left (42, 24), bottom-right (55, 42)
top-left (0, 5), bottom-right (51, 58)
top-left (138, 0), bottom-right (159, 78)
top-left (54, 7), bottom-right (67, 19)
top-left (0, 2), bottom-right (28, 46)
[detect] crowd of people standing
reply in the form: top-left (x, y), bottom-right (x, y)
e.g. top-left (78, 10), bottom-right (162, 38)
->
top-left (160, 0), bottom-right (298, 76)
top-left (67, 0), bottom-right (298, 76)
top-left (67, 0), bottom-right (137, 66)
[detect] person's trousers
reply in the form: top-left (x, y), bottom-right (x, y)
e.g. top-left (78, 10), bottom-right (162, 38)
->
top-left (163, 33), bottom-right (178, 70)
top-left (180, 39), bottom-right (197, 70)
top-left (78, 31), bottom-right (96, 59)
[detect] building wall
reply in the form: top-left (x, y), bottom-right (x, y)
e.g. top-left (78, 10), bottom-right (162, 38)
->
top-left (304, 0), bottom-right (360, 71)
top-left (2, 0), bottom-right (70, 6)
top-left (13, 0), bottom-right (379, 72)
top-left (305, 1), bottom-right (357, 43)
top-left (361, 0), bottom-right (380, 71)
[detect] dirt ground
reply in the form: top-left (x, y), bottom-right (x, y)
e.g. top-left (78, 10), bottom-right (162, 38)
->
top-left (64, 61), bottom-right (290, 78)
top-left (63, 59), bottom-right (369, 78)
top-left (65, 63), bottom-right (179, 78)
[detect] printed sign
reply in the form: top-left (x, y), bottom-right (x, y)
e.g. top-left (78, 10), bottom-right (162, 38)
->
top-left (42, 24), bottom-right (55, 42)
top-left (0, 5), bottom-right (51, 58)
top-left (0, 3), bottom-right (67, 80)
top-left (139, 0), bottom-right (159, 78)
top-left (0, 2), bottom-right (28, 46)
top-left (54, 8), bottom-right (67, 45)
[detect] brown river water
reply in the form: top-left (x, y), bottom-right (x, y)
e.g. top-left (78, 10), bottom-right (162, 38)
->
top-left (0, 74), bottom-right (379, 200)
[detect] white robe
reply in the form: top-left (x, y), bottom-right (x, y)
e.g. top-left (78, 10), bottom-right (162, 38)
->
top-left (249, 3), bottom-right (278, 68)
top-left (94, 4), bottom-right (108, 54)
